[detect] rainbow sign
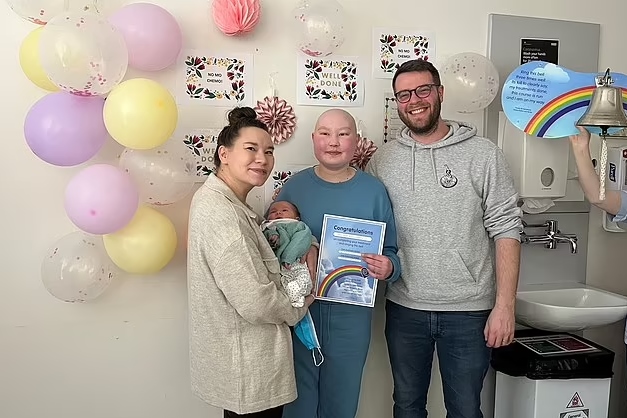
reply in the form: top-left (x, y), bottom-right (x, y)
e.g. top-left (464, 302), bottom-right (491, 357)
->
top-left (316, 265), bottom-right (369, 298)
top-left (501, 61), bottom-right (627, 138)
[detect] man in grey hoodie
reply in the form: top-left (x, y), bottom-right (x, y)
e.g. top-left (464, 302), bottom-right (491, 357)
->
top-left (366, 59), bottom-right (522, 418)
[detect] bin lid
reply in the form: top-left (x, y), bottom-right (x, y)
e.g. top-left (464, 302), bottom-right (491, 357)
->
top-left (491, 329), bottom-right (615, 380)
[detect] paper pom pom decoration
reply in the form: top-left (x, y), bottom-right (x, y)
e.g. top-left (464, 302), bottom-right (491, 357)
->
top-left (351, 136), bottom-right (378, 170)
top-left (212, 0), bottom-right (261, 36)
top-left (254, 96), bottom-right (297, 145)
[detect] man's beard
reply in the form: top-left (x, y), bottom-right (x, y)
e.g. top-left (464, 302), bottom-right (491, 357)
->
top-left (399, 100), bottom-right (441, 136)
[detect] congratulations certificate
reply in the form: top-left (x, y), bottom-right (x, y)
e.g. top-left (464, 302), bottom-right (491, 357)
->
top-left (315, 214), bottom-right (386, 307)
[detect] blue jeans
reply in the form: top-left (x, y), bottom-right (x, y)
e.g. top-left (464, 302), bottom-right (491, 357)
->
top-left (385, 300), bottom-right (491, 418)
top-left (283, 300), bottom-right (372, 418)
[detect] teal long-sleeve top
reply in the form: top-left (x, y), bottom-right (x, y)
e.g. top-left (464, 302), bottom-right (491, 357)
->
top-left (275, 167), bottom-right (401, 283)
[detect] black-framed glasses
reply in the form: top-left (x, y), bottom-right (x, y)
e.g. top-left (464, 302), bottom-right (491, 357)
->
top-left (394, 84), bottom-right (440, 103)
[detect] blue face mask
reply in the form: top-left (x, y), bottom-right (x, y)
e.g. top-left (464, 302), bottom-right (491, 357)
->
top-left (294, 310), bottom-right (324, 367)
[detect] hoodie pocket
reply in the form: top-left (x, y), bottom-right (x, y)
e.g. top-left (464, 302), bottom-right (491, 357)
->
top-left (399, 248), bottom-right (478, 302)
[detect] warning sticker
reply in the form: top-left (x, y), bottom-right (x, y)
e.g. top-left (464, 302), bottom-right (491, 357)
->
top-left (559, 409), bottom-right (589, 418)
top-left (566, 392), bottom-right (584, 409)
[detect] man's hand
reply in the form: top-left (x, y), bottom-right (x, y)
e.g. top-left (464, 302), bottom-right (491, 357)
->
top-left (361, 254), bottom-right (393, 280)
top-left (484, 305), bottom-right (515, 348)
top-left (300, 245), bottom-right (318, 289)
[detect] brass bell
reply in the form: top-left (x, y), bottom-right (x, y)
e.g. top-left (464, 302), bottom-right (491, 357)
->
top-left (577, 68), bottom-right (627, 134)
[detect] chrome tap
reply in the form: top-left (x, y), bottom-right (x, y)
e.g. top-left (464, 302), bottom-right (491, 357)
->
top-left (555, 235), bottom-right (578, 253)
top-left (520, 220), bottom-right (578, 253)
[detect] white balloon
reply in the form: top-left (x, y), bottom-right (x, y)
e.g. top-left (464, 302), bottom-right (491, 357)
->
top-left (39, 11), bottom-right (128, 96)
top-left (41, 231), bottom-right (116, 303)
top-left (440, 52), bottom-right (500, 114)
top-left (5, 0), bottom-right (99, 25)
top-left (119, 139), bottom-right (197, 206)
top-left (291, 0), bottom-right (346, 57)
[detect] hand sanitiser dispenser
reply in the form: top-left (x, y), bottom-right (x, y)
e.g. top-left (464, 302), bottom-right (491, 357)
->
top-left (497, 111), bottom-right (570, 199)
top-left (602, 145), bottom-right (627, 232)
top-left (604, 146), bottom-right (627, 191)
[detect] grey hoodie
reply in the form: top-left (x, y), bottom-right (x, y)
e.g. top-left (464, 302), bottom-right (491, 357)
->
top-left (367, 121), bottom-right (522, 311)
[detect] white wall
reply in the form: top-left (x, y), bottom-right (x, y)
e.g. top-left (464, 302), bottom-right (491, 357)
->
top-left (2, 1), bottom-right (627, 417)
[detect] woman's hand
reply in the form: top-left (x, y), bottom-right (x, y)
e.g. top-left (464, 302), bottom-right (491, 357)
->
top-left (361, 254), bottom-right (393, 280)
top-left (304, 294), bottom-right (315, 307)
top-left (301, 245), bottom-right (319, 288)
top-left (569, 126), bottom-right (591, 152)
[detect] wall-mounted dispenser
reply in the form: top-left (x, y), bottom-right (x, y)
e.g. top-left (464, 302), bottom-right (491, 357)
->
top-left (602, 145), bottom-right (627, 232)
top-left (497, 111), bottom-right (570, 199)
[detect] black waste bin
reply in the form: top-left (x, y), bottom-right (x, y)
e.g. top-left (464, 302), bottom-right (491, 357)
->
top-left (491, 329), bottom-right (614, 418)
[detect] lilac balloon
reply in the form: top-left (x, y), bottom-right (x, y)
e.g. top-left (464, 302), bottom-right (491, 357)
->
top-left (24, 92), bottom-right (107, 167)
top-left (109, 3), bottom-right (182, 72)
top-left (64, 164), bottom-right (139, 235)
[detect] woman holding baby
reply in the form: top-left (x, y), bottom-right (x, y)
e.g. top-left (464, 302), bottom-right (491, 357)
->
top-left (188, 106), bottom-right (399, 418)
top-left (187, 106), bottom-right (313, 418)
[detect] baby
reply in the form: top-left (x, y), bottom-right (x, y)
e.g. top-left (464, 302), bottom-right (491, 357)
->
top-left (262, 201), bottom-right (315, 308)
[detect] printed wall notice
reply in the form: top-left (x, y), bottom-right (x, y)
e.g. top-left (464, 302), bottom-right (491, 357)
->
top-left (520, 38), bottom-right (559, 65)
top-left (501, 61), bottom-right (627, 138)
top-left (181, 128), bottom-right (221, 180)
top-left (178, 50), bottom-right (254, 106)
top-left (263, 164), bottom-right (311, 211)
top-left (296, 54), bottom-right (364, 107)
top-left (373, 28), bottom-right (435, 79)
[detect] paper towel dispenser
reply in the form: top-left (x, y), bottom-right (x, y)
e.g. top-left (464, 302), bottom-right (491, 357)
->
top-left (497, 111), bottom-right (570, 199)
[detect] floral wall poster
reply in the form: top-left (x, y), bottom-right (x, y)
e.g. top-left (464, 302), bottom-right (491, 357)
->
top-left (296, 54), bottom-right (364, 107)
top-left (181, 128), bottom-right (222, 181)
top-left (178, 50), bottom-right (254, 106)
top-left (263, 164), bottom-right (311, 210)
top-left (372, 29), bottom-right (435, 79)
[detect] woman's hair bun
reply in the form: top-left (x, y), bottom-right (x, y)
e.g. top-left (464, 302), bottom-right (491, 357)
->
top-left (227, 106), bottom-right (258, 125)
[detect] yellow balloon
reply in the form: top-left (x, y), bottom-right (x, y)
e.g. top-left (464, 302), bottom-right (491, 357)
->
top-left (103, 206), bottom-right (178, 274)
top-left (103, 78), bottom-right (178, 150)
top-left (19, 27), bottom-right (58, 92)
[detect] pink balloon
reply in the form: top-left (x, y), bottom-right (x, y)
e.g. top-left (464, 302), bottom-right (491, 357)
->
top-left (65, 164), bottom-right (139, 235)
top-left (109, 3), bottom-right (182, 72)
top-left (24, 92), bottom-right (107, 167)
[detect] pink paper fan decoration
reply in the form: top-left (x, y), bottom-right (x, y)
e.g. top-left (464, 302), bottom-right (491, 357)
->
top-left (212, 0), bottom-right (261, 36)
top-left (351, 136), bottom-right (378, 170)
top-left (254, 96), bottom-right (297, 145)
top-left (272, 187), bottom-right (282, 201)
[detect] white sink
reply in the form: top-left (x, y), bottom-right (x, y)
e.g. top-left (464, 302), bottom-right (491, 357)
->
top-left (515, 283), bottom-right (627, 332)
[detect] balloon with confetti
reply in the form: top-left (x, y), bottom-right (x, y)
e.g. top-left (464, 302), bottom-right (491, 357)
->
top-left (291, 0), bottom-right (346, 57)
top-left (440, 52), bottom-right (499, 113)
top-left (5, 0), bottom-right (99, 25)
top-left (118, 139), bottom-right (197, 206)
top-left (38, 11), bottom-right (128, 96)
top-left (41, 231), bottom-right (116, 303)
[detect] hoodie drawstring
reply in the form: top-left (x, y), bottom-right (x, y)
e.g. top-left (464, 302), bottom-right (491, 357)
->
top-left (430, 148), bottom-right (437, 184)
top-left (411, 142), bottom-right (415, 191)
top-left (399, 121), bottom-right (472, 190)
top-left (410, 143), bottom-right (438, 189)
